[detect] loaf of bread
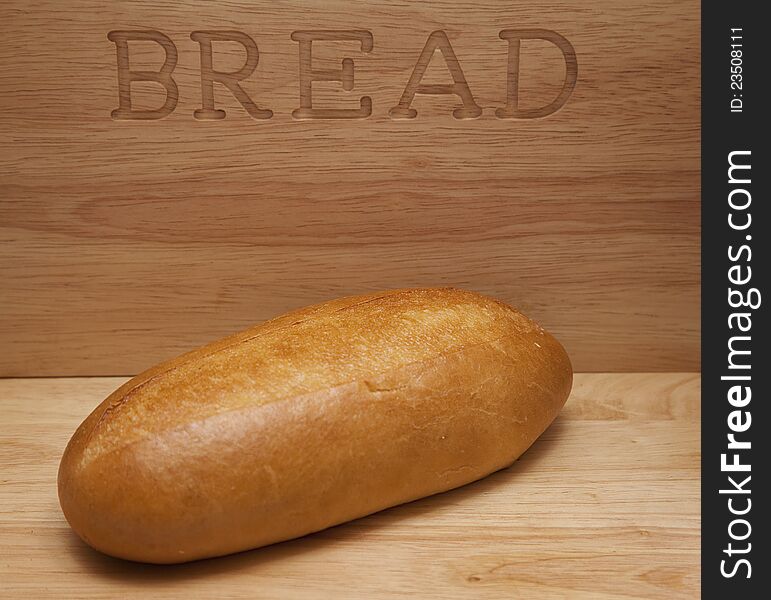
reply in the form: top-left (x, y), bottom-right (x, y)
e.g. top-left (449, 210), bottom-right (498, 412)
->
top-left (58, 288), bottom-right (572, 563)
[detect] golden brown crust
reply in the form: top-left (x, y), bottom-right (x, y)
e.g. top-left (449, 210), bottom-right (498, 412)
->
top-left (58, 288), bottom-right (572, 563)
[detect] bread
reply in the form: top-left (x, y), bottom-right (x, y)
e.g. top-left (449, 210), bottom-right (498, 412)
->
top-left (58, 287), bottom-right (572, 563)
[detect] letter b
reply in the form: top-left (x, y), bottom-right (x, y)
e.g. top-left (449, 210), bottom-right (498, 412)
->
top-left (107, 30), bottom-right (179, 120)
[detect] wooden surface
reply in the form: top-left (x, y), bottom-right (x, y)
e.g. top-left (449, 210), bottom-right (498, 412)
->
top-left (0, 373), bottom-right (700, 599)
top-left (0, 1), bottom-right (700, 376)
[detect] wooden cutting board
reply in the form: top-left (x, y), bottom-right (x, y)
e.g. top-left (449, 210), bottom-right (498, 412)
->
top-left (0, 1), bottom-right (700, 376)
top-left (0, 373), bottom-right (700, 599)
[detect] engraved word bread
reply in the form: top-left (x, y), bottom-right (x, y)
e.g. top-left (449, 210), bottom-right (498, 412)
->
top-left (58, 288), bottom-right (572, 563)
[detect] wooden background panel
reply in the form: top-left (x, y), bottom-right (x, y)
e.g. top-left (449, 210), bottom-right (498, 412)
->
top-left (0, 0), bottom-right (700, 376)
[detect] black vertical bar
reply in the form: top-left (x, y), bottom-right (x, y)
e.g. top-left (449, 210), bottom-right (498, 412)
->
top-left (702, 1), bottom-right (767, 597)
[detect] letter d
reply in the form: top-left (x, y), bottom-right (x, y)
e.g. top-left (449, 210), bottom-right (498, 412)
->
top-left (496, 29), bottom-right (577, 119)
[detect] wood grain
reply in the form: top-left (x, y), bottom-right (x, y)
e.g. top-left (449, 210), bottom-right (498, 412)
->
top-left (0, 1), bottom-right (700, 376)
top-left (0, 373), bottom-right (700, 599)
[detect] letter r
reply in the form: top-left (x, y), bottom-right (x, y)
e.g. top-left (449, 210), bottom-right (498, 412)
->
top-left (191, 31), bottom-right (272, 120)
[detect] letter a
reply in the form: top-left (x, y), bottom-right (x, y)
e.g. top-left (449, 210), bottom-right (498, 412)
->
top-left (390, 31), bottom-right (481, 119)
